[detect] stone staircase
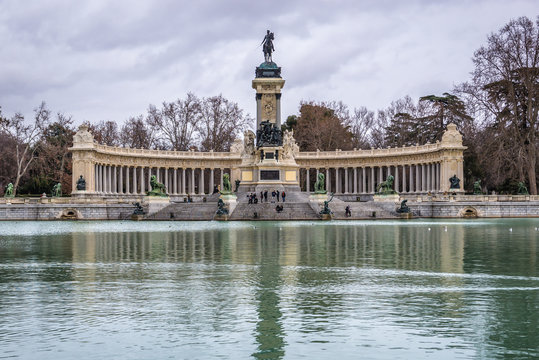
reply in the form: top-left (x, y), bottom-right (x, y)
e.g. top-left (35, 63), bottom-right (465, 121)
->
top-left (229, 201), bottom-right (319, 220)
top-left (145, 203), bottom-right (217, 220)
top-left (330, 201), bottom-right (399, 219)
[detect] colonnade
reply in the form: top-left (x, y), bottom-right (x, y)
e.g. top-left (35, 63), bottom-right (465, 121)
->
top-left (300, 163), bottom-right (442, 194)
top-left (93, 165), bottom-right (230, 195)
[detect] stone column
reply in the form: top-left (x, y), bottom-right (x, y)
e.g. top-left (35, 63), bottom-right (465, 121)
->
top-left (219, 168), bottom-right (225, 191)
top-left (140, 167), bottom-right (145, 194)
top-left (182, 168), bottom-right (186, 194)
top-left (112, 166), bottom-right (117, 194)
top-left (379, 166), bottom-right (383, 184)
top-left (326, 168), bottom-right (330, 193)
top-left (409, 165), bottom-right (413, 193)
top-left (394, 166), bottom-right (399, 192)
top-left (353, 168), bottom-right (357, 194)
top-left (107, 166), bottom-right (111, 194)
top-left (96, 165), bottom-right (100, 193)
top-left (209, 168), bottom-right (215, 194)
top-left (200, 168), bottom-right (205, 195)
top-left (402, 165), bottom-right (406, 193)
top-left (416, 164), bottom-right (420, 193)
top-left (370, 167), bottom-right (375, 193)
top-left (126, 167), bottom-right (130, 194)
top-left (421, 164), bottom-right (426, 192)
top-left (147, 168), bottom-right (151, 191)
top-left (436, 163), bottom-right (440, 192)
top-left (191, 168), bottom-right (195, 194)
top-left (172, 168), bottom-right (178, 195)
top-left (164, 168), bottom-right (169, 193)
top-left (306, 168), bottom-right (310, 192)
top-left (362, 167), bottom-right (366, 194)
top-left (133, 167), bottom-right (138, 194)
top-left (119, 166), bottom-right (123, 194)
top-left (344, 168), bottom-right (349, 194)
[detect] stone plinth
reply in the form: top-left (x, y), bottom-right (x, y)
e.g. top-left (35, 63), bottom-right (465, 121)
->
top-left (373, 194), bottom-right (400, 203)
top-left (144, 196), bottom-right (170, 216)
top-left (131, 214), bottom-right (144, 221)
top-left (214, 214), bottom-right (229, 221)
top-left (220, 194), bottom-right (237, 214)
top-left (310, 193), bottom-right (328, 203)
top-left (320, 213), bottom-right (332, 220)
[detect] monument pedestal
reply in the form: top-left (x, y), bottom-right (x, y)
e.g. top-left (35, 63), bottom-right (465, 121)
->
top-left (373, 194), bottom-right (400, 203)
top-left (144, 196), bottom-right (170, 216)
top-left (220, 193), bottom-right (237, 214)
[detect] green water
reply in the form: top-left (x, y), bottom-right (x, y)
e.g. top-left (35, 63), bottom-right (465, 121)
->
top-left (0, 219), bottom-right (538, 359)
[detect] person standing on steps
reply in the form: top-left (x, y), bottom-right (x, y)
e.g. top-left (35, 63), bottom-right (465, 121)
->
top-left (276, 190), bottom-right (280, 202)
top-left (264, 190), bottom-right (268, 202)
top-left (282, 191), bottom-right (286, 202)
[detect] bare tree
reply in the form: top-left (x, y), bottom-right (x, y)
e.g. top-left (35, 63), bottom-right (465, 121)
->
top-left (0, 102), bottom-right (50, 195)
top-left (120, 115), bottom-right (157, 149)
top-left (457, 16), bottom-right (539, 194)
top-left (86, 120), bottom-right (120, 146)
top-left (147, 93), bottom-right (200, 151)
top-left (197, 95), bottom-right (252, 152)
top-left (349, 106), bottom-right (375, 149)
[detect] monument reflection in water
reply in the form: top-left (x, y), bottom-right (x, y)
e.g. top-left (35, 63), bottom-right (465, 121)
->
top-left (0, 220), bottom-right (538, 359)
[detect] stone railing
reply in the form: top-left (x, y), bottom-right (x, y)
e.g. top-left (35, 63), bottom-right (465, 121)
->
top-left (296, 142), bottom-right (452, 160)
top-left (93, 144), bottom-right (241, 160)
top-left (402, 194), bottom-right (539, 202)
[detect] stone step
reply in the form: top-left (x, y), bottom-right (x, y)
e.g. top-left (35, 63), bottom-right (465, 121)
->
top-left (229, 202), bottom-right (319, 220)
top-left (145, 203), bottom-right (217, 220)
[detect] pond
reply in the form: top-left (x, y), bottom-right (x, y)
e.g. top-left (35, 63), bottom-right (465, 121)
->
top-left (0, 219), bottom-right (538, 359)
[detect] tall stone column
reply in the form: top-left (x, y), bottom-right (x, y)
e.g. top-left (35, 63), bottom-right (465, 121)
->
top-left (370, 166), bottom-right (375, 194)
top-left (140, 167), bottom-right (145, 194)
top-left (415, 164), bottom-right (421, 193)
top-left (191, 168), bottom-right (195, 194)
top-left (106, 166), bottom-right (111, 194)
top-left (220, 169), bottom-right (224, 191)
top-left (112, 166), bottom-right (117, 194)
top-left (409, 165), bottom-right (413, 193)
top-left (133, 167), bottom-right (138, 194)
top-left (306, 168), bottom-right (310, 192)
top-left (362, 167), bottom-right (366, 193)
top-left (147, 168), bottom-right (152, 191)
top-left (379, 166), bottom-right (383, 184)
top-left (119, 166), bottom-right (123, 194)
top-left (421, 164), bottom-right (426, 192)
top-left (344, 168), bottom-right (349, 194)
top-left (164, 168), bottom-right (169, 193)
top-left (402, 165), bottom-right (406, 193)
top-left (353, 168), bottom-right (357, 194)
top-left (173, 169), bottom-right (178, 195)
top-left (395, 166), bottom-right (399, 192)
top-left (126, 167), bottom-right (130, 194)
top-left (326, 169), bottom-right (330, 193)
top-left (182, 168), bottom-right (186, 194)
top-left (200, 168), bottom-right (205, 195)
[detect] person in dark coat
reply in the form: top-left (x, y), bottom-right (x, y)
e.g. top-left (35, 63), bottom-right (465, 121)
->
top-left (282, 191), bottom-right (286, 202)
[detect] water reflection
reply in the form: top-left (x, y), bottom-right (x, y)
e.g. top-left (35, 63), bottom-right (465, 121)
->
top-left (0, 220), bottom-right (538, 359)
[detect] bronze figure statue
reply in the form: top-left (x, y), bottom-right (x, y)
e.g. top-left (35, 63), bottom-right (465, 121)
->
top-left (261, 30), bottom-right (275, 63)
top-left (449, 174), bottom-right (460, 189)
top-left (76, 175), bottom-right (86, 191)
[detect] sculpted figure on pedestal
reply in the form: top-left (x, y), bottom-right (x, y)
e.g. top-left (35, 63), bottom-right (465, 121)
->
top-left (76, 175), bottom-right (86, 191)
top-left (314, 173), bottom-right (327, 194)
top-left (4, 183), bottom-right (14, 197)
top-left (449, 174), bottom-right (460, 189)
top-left (52, 183), bottom-right (62, 197)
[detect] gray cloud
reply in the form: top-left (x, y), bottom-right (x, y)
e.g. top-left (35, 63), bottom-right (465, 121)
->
top-left (0, 0), bottom-right (536, 124)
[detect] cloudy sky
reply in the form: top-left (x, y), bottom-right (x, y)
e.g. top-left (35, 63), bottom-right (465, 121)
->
top-left (0, 0), bottom-right (536, 124)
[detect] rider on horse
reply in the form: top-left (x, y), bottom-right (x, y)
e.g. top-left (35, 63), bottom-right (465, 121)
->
top-left (261, 30), bottom-right (275, 62)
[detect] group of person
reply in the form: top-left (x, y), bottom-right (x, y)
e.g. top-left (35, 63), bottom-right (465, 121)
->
top-left (247, 189), bottom-right (287, 204)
